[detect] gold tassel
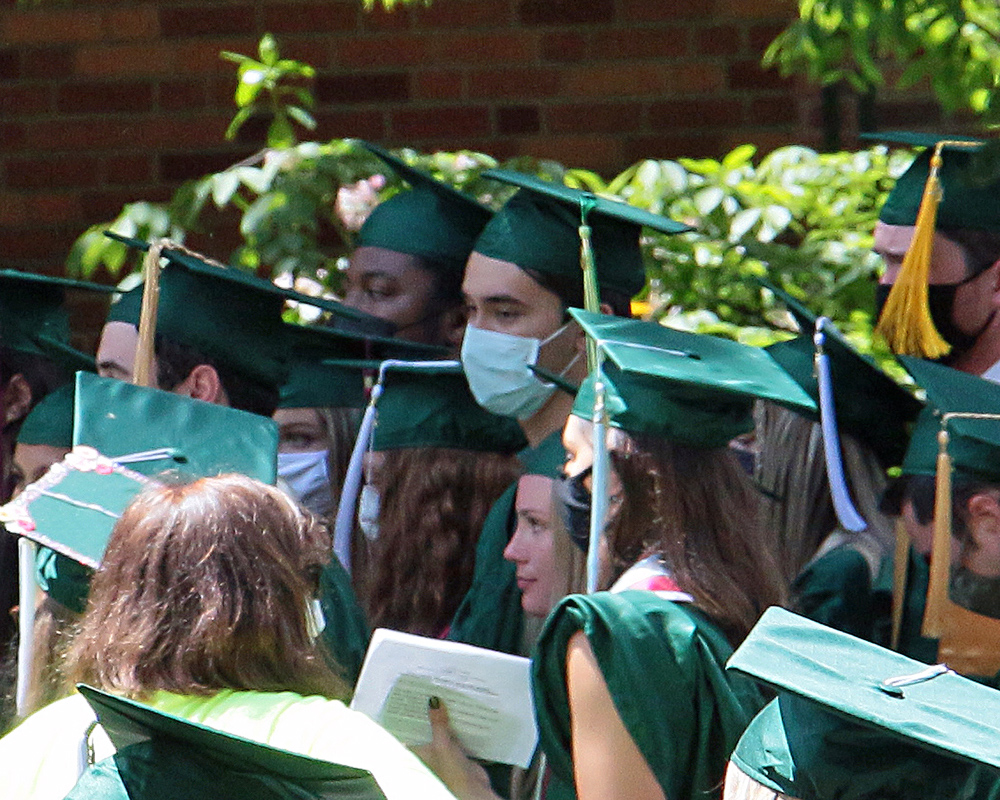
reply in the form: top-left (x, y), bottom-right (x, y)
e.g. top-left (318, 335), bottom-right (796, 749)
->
top-left (891, 516), bottom-right (910, 651)
top-left (921, 420), bottom-right (952, 638)
top-left (578, 195), bottom-right (600, 372)
top-left (875, 142), bottom-right (950, 358)
top-left (132, 240), bottom-right (166, 388)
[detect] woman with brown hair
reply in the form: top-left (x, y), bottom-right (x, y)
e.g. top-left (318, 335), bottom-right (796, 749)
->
top-left (0, 474), bottom-right (457, 800)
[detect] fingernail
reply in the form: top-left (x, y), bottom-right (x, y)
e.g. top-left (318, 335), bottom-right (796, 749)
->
top-left (428, 695), bottom-right (440, 709)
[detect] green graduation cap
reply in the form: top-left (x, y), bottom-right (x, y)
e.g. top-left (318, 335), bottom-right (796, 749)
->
top-left (280, 322), bottom-right (449, 410)
top-left (568, 310), bottom-right (816, 447)
top-left (759, 280), bottom-right (923, 468)
top-left (69, 684), bottom-right (388, 800)
top-left (726, 607), bottom-right (1000, 800)
top-left (371, 363), bottom-right (527, 453)
top-left (16, 382), bottom-right (75, 448)
top-left (355, 142), bottom-right (494, 276)
top-left (474, 171), bottom-right (692, 299)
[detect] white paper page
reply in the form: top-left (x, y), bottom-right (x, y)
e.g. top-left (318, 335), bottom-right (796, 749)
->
top-left (350, 628), bottom-right (538, 768)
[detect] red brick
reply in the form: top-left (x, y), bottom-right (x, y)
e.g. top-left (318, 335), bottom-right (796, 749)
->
top-left (391, 105), bottom-right (491, 139)
top-left (337, 34), bottom-right (427, 68)
top-left (0, 122), bottom-right (25, 151)
top-left (547, 101), bottom-right (645, 133)
top-left (75, 43), bottom-right (177, 77)
top-left (106, 154), bottom-right (156, 184)
top-left (313, 108), bottom-right (385, 140)
top-left (0, 192), bottom-right (29, 226)
top-left (540, 32), bottom-right (588, 63)
top-left (695, 24), bottom-right (742, 56)
top-left (147, 113), bottom-right (233, 149)
top-left (173, 37), bottom-right (261, 76)
top-left (20, 117), bottom-right (145, 151)
top-left (619, 0), bottom-right (710, 22)
top-left (497, 105), bottom-right (540, 135)
top-left (21, 47), bottom-right (73, 80)
top-left (159, 6), bottom-right (254, 38)
top-left (563, 62), bottom-right (724, 97)
top-left (0, 228), bottom-right (79, 261)
top-left (749, 94), bottom-right (799, 126)
top-left (602, 26), bottom-right (690, 59)
top-left (514, 133), bottom-right (623, 173)
top-left (5, 154), bottom-right (104, 190)
top-left (518, 0), bottom-right (614, 26)
top-left (1, 9), bottom-right (102, 45)
top-left (0, 48), bottom-right (20, 80)
top-left (101, 7), bottom-right (159, 41)
top-left (468, 67), bottom-right (560, 98)
top-left (359, 5), bottom-right (412, 32)
top-left (274, 39), bottom-right (332, 72)
top-left (29, 191), bottom-right (82, 224)
top-left (728, 59), bottom-right (794, 91)
top-left (748, 22), bottom-right (789, 52)
top-left (430, 32), bottom-right (537, 65)
top-left (160, 149), bottom-right (253, 182)
top-left (713, 0), bottom-right (795, 17)
top-left (262, 2), bottom-right (357, 33)
top-left (649, 97), bottom-right (737, 128)
top-left (159, 79), bottom-right (209, 111)
top-left (315, 72), bottom-right (410, 104)
top-left (624, 132), bottom-right (728, 161)
top-left (57, 80), bottom-right (155, 114)
top-left (0, 83), bottom-right (54, 115)
top-left (81, 186), bottom-right (175, 220)
top-left (412, 69), bottom-right (464, 101)
top-left (413, 0), bottom-right (506, 30)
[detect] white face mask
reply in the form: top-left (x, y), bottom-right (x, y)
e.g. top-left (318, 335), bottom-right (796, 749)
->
top-left (278, 451), bottom-right (333, 518)
top-left (461, 323), bottom-right (569, 420)
top-left (358, 484), bottom-right (381, 541)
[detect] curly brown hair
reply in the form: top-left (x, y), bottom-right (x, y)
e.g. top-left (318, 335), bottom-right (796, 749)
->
top-left (607, 433), bottom-right (787, 645)
top-left (66, 474), bottom-right (348, 701)
top-left (361, 447), bottom-right (520, 636)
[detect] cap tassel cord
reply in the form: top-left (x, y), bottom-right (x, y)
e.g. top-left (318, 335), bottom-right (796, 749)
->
top-left (586, 374), bottom-right (609, 594)
top-left (133, 239), bottom-right (168, 388)
top-left (579, 195), bottom-right (600, 372)
top-left (875, 141), bottom-right (981, 357)
top-left (922, 420), bottom-right (952, 638)
top-left (891, 517), bottom-right (911, 652)
top-left (333, 360), bottom-right (460, 573)
top-left (14, 537), bottom-right (37, 716)
top-left (814, 320), bottom-right (867, 532)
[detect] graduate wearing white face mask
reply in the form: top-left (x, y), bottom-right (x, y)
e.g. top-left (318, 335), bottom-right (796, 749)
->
top-left (452, 171), bottom-right (690, 654)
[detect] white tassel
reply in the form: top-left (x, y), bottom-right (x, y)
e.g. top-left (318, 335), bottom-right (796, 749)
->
top-left (814, 318), bottom-right (867, 533)
top-left (16, 537), bottom-right (37, 716)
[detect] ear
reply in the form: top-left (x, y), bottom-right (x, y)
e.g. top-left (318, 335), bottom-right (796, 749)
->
top-left (964, 492), bottom-right (1000, 578)
top-left (1, 374), bottom-right (33, 428)
top-left (174, 364), bottom-right (227, 406)
top-left (440, 305), bottom-right (467, 351)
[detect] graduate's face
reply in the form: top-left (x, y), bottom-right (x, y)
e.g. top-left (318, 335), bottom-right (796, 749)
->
top-left (11, 443), bottom-right (70, 496)
top-left (96, 321), bottom-right (141, 383)
top-left (504, 474), bottom-right (558, 618)
top-left (562, 415), bottom-right (595, 478)
top-left (343, 247), bottom-right (440, 342)
top-left (462, 253), bottom-right (565, 340)
top-left (273, 407), bottom-right (331, 454)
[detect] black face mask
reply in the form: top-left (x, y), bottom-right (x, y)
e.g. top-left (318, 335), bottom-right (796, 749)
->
top-left (554, 466), bottom-right (592, 554)
top-left (874, 282), bottom-right (988, 356)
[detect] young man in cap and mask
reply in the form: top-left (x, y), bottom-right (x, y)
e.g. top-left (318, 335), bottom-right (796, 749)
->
top-left (872, 133), bottom-right (1000, 378)
top-left (449, 171), bottom-right (689, 654)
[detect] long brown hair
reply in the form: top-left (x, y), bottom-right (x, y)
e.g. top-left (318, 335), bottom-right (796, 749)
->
top-left (66, 474), bottom-right (348, 701)
top-left (361, 447), bottom-right (520, 636)
top-left (607, 433), bottom-right (787, 645)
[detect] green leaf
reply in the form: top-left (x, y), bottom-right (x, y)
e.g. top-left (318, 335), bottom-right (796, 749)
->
top-left (287, 105), bottom-right (317, 131)
top-left (211, 170), bottom-right (241, 207)
top-left (258, 33), bottom-right (279, 66)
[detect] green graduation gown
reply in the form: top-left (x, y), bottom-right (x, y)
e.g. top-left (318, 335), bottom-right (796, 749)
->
top-left (446, 429), bottom-right (565, 653)
top-left (318, 556), bottom-right (372, 685)
top-left (533, 591), bottom-right (765, 800)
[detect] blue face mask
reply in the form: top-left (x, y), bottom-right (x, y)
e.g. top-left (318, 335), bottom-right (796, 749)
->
top-left (461, 323), bottom-right (575, 420)
top-left (277, 450), bottom-right (333, 518)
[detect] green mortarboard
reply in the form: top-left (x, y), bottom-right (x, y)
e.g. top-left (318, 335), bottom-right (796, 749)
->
top-left (371, 364), bottom-right (527, 453)
top-left (568, 310), bottom-right (816, 447)
top-left (0, 270), bottom-right (113, 371)
top-left (474, 171), bottom-right (691, 299)
top-left (16, 382), bottom-right (75, 448)
top-left (866, 132), bottom-right (999, 232)
top-left (759, 280), bottom-right (923, 468)
top-left (356, 143), bottom-right (494, 275)
top-left (727, 607), bottom-right (1000, 800)
top-left (898, 357), bottom-right (1000, 484)
top-left (72, 684), bottom-right (388, 800)
top-left (280, 322), bottom-right (448, 409)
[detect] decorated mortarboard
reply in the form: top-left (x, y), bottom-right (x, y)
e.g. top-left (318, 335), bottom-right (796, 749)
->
top-left (371, 363), bottom-right (527, 453)
top-left (568, 310), bottom-right (816, 448)
top-left (356, 142), bottom-right (494, 275)
top-left (862, 133), bottom-right (994, 359)
top-left (474, 171), bottom-right (692, 299)
top-left (280, 321), bottom-right (449, 409)
top-left (0, 270), bottom-right (114, 371)
top-left (726, 607), bottom-right (1000, 800)
top-left (72, 684), bottom-right (388, 800)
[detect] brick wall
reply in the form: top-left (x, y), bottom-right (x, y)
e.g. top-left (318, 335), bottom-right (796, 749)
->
top-left (0, 0), bottom-right (956, 276)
